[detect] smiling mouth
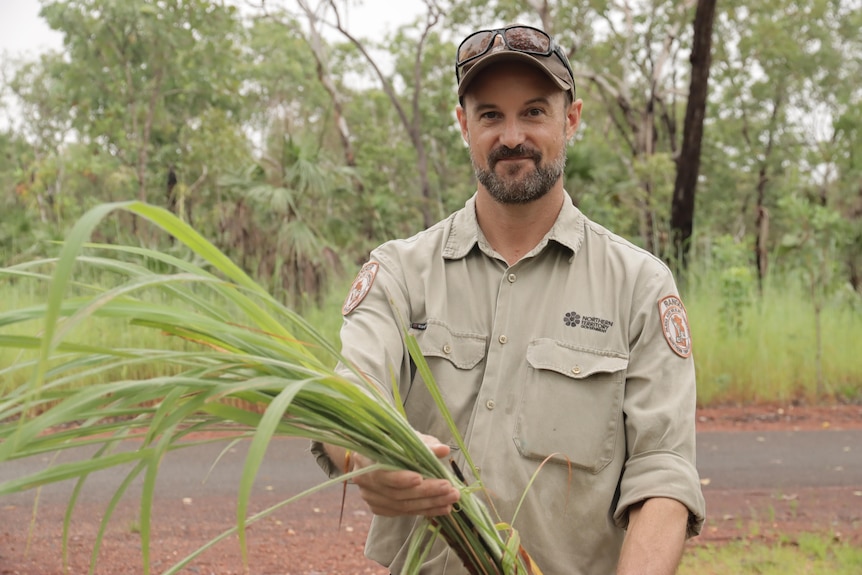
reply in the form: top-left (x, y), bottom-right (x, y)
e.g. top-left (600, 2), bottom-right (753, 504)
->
top-left (493, 156), bottom-right (536, 170)
top-left (489, 145), bottom-right (541, 168)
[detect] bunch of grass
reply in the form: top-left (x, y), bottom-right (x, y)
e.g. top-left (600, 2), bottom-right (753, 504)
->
top-left (0, 202), bottom-right (543, 575)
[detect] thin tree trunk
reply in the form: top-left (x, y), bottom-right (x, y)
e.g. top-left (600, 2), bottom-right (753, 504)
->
top-left (671, 0), bottom-right (717, 272)
top-left (325, 0), bottom-right (440, 228)
top-left (849, 183), bottom-right (862, 293)
top-left (138, 68), bottom-right (164, 204)
top-left (755, 192), bottom-right (769, 295)
top-left (297, 1), bottom-right (372, 239)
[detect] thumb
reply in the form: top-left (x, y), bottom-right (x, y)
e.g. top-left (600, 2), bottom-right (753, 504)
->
top-left (418, 433), bottom-right (451, 459)
top-left (429, 442), bottom-right (451, 458)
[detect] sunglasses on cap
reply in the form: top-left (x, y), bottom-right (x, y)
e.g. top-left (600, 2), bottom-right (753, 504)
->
top-left (455, 25), bottom-right (575, 89)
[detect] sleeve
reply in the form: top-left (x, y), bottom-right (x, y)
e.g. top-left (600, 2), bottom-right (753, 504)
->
top-left (310, 249), bottom-right (414, 478)
top-left (613, 266), bottom-right (707, 537)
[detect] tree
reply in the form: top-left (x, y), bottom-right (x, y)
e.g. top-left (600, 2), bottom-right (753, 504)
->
top-left (670, 0), bottom-right (717, 273)
top-left (707, 0), bottom-right (861, 292)
top-left (38, 0), bottom-right (245, 222)
top-left (777, 194), bottom-right (852, 397)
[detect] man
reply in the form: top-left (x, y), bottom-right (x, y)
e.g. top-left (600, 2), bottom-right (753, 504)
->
top-left (313, 24), bottom-right (706, 575)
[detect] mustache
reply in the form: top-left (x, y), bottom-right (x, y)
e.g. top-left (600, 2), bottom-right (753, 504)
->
top-left (488, 145), bottom-right (542, 165)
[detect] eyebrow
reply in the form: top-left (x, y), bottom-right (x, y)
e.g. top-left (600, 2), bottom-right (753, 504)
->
top-left (471, 96), bottom-right (555, 116)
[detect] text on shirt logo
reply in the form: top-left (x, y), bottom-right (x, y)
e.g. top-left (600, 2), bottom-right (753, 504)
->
top-left (563, 311), bottom-right (614, 333)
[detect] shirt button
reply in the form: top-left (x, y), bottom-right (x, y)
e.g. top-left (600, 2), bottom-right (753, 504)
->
top-left (498, 335), bottom-right (508, 344)
top-left (572, 365), bottom-right (582, 375)
top-left (507, 273), bottom-right (517, 283)
top-left (486, 399), bottom-right (496, 410)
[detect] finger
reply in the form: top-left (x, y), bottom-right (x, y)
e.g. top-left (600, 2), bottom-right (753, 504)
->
top-left (360, 485), bottom-right (461, 517)
top-left (418, 434), bottom-right (451, 459)
top-left (355, 469), bottom-right (423, 490)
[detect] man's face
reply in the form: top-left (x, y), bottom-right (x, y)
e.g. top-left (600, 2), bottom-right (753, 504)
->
top-left (456, 61), bottom-right (581, 204)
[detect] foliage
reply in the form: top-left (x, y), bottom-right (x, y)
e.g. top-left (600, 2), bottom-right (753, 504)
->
top-left (1, 0), bottom-right (861, 319)
top-left (709, 235), bottom-right (756, 336)
top-left (0, 202), bottom-right (546, 575)
top-left (775, 193), bottom-right (853, 396)
top-left (687, 269), bottom-right (862, 405)
top-left (680, 536), bottom-right (862, 574)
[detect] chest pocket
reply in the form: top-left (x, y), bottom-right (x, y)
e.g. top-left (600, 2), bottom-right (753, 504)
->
top-left (514, 339), bottom-right (628, 473)
top-left (406, 321), bottom-right (487, 439)
top-left (414, 320), bottom-right (487, 369)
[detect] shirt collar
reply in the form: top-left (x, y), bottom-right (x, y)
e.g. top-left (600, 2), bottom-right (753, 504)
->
top-left (443, 192), bottom-right (585, 261)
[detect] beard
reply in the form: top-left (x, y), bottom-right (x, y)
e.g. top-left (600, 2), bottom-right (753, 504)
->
top-left (471, 142), bottom-right (567, 205)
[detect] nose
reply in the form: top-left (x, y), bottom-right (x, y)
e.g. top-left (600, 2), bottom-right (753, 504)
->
top-left (498, 116), bottom-right (526, 149)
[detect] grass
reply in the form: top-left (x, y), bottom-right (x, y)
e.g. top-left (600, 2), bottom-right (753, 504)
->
top-left (685, 279), bottom-right (862, 405)
top-left (6, 267), bottom-right (860, 407)
top-left (680, 534), bottom-right (862, 574)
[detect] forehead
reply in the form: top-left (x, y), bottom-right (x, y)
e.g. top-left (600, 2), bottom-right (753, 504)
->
top-left (462, 61), bottom-right (564, 108)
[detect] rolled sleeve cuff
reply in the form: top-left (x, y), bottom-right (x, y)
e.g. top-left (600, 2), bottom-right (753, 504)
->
top-left (614, 450), bottom-right (706, 537)
top-left (309, 440), bottom-right (343, 479)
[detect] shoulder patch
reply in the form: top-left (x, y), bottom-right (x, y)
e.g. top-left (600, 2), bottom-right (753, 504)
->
top-left (658, 295), bottom-right (692, 358)
top-left (342, 262), bottom-right (379, 316)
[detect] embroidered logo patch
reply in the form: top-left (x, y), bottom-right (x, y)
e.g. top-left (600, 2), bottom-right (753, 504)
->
top-left (658, 295), bottom-right (692, 358)
top-left (342, 262), bottom-right (379, 316)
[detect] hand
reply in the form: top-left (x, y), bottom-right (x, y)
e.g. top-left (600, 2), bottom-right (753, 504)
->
top-left (352, 434), bottom-right (461, 517)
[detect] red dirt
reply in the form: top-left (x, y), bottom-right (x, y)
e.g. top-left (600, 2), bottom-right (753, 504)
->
top-left (1, 403), bottom-right (860, 575)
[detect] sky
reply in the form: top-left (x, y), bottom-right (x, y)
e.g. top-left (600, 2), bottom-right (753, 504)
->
top-left (0, 0), bottom-right (64, 59)
top-left (0, 0), bottom-right (427, 60)
top-left (0, 0), bottom-right (428, 130)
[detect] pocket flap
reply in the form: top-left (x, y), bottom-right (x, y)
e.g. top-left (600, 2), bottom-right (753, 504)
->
top-left (415, 321), bottom-right (486, 370)
top-left (526, 338), bottom-right (628, 378)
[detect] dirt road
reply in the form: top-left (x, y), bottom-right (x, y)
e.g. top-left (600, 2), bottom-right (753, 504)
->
top-left (1, 404), bottom-right (860, 574)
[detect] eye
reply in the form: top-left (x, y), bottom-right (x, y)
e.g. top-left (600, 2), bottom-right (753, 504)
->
top-left (527, 108), bottom-right (545, 117)
top-left (480, 111), bottom-right (501, 120)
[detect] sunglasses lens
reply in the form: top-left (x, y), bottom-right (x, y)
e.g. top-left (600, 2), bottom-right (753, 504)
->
top-left (458, 32), bottom-right (494, 64)
top-left (504, 27), bottom-right (550, 53)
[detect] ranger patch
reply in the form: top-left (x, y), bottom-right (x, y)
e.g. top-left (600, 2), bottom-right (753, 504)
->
top-left (342, 262), bottom-right (379, 316)
top-left (658, 295), bottom-right (692, 358)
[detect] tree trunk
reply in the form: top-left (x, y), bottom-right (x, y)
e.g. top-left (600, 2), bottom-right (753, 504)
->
top-left (755, 188), bottom-right (769, 295)
top-left (849, 183), bottom-right (862, 293)
top-left (324, 0), bottom-right (441, 229)
top-left (670, 0), bottom-right (717, 272)
top-left (297, 2), bottom-right (373, 240)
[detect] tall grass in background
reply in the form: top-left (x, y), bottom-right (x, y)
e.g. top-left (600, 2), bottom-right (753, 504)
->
top-left (686, 261), bottom-right (862, 406)
top-left (5, 249), bottom-right (860, 407)
top-left (1, 274), bottom-right (198, 393)
top-left (0, 266), bottom-right (350, 394)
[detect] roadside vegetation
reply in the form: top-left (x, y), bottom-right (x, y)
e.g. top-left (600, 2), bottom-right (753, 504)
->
top-left (681, 534), bottom-right (862, 574)
top-left (3, 262), bottom-right (860, 405)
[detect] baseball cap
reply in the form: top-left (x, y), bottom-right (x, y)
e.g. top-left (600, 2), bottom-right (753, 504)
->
top-left (455, 25), bottom-right (576, 100)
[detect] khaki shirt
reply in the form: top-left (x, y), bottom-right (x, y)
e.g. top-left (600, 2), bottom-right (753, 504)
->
top-left (313, 194), bottom-right (706, 575)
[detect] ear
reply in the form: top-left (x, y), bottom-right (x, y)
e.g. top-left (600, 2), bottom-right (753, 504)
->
top-left (456, 105), bottom-right (469, 144)
top-left (566, 99), bottom-right (583, 140)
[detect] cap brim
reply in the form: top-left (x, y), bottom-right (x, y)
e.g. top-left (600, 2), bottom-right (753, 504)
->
top-left (457, 51), bottom-right (573, 97)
